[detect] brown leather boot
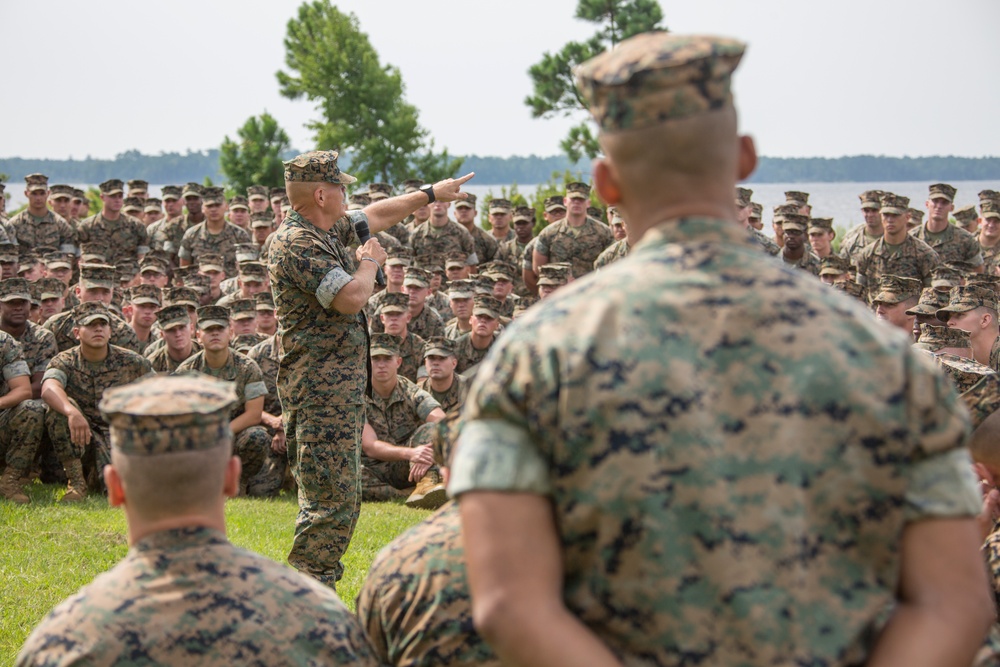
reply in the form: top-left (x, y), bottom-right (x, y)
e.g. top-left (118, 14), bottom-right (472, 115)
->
top-left (363, 481), bottom-right (409, 503)
top-left (406, 468), bottom-right (447, 510)
top-left (61, 459), bottom-right (88, 503)
top-left (0, 467), bottom-right (29, 504)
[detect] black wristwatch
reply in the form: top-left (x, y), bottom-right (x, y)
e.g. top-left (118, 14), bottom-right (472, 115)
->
top-left (419, 183), bottom-right (436, 204)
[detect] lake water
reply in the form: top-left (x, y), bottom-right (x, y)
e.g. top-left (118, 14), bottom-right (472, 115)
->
top-left (7, 180), bottom-right (997, 240)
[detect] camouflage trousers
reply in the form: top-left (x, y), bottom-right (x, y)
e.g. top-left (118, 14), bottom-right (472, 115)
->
top-left (45, 404), bottom-right (110, 490)
top-left (285, 404), bottom-right (364, 588)
top-left (247, 423), bottom-right (288, 498)
top-left (362, 422), bottom-right (438, 493)
top-left (235, 425), bottom-right (270, 490)
top-left (0, 399), bottom-right (46, 471)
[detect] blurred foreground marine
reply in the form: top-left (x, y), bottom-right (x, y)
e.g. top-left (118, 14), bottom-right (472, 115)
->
top-left (451, 32), bottom-right (993, 667)
top-left (16, 374), bottom-right (379, 667)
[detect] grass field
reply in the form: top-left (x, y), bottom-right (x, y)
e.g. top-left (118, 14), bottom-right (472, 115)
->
top-left (0, 483), bottom-right (429, 665)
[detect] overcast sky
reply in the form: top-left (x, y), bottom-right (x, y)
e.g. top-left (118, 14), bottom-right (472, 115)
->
top-left (2, 0), bottom-right (997, 160)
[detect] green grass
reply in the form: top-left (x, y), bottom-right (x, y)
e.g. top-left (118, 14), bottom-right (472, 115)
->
top-left (0, 484), bottom-right (429, 665)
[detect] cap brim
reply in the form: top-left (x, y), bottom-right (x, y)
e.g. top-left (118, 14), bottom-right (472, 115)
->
top-left (78, 314), bottom-right (111, 326)
top-left (565, 193), bottom-right (589, 200)
top-left (248, 195), bottom-right (267, 201)
top-left (132, 297), bottom-right (160, 306)
top-left (370, 347), bottom-right (397, 357)
top-left (103, 189), bottom-right (124, 195)
top-left (162, 194), bottom-right (180, 201)
top-left (403, 279), bottom-right (429, 288)
top-left (472, 308), bottom-right (499, 318)
top-left (338, 172), bottom-right (357, 185)
top-left (199, 264), bottom-right (225, 273)
top-left (448, 290), bottom-right (474, 299)
top-left (40, 291), bottom-right (62, 300)
top-left (424, 347), bottom-right (454, 358)
top-left (454, 201), bottom-right (474, 209)
top-left (881, 207), bottom-right (904, 215)
top-left (80, 280), bottom-right (115, 290)
top-left (0, 293), bottom-right (31, 302)
top-left (198, 319), bottom-right (229, 329)
top-left (46, 261), bottom-right (72, 270)
top-left (230, 313), bottom-right (256, 320)
top-left (545, 204), bottom-right (567, 212)
top-left (380, 306), bottom-right (407, 314)
top-left (488, 207), bottom-right (511, 214)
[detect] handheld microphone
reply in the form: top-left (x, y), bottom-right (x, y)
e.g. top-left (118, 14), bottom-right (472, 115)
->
top-left (352, 218), bottom-right (386, 287)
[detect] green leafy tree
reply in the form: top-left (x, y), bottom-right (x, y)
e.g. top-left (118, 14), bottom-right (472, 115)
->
top-left (276, 0), bottom-right (462, 184)
top-left (525, 0), bottom-right (665, 162)
top-left (220, 112), bottom-right (292, 193)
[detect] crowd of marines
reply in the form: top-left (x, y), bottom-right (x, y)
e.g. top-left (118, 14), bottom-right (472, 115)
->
top-left (10, 28), bottom-right (1000, 666)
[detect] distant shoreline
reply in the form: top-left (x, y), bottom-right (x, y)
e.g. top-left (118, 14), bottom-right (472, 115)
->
top-left (1, 152), bottom-right (997, 187)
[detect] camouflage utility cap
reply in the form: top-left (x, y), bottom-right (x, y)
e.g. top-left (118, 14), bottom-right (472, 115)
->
top-left (25, 173), bottom-right (49, 192)
top-left (127, 179), bottom-right (149, 194)
top-left (423, 336), bottom-right (456, 358)
top-left (980, 190), bottom-right (1000, 203)
top-left (228, 195), bottom-right (249, 210)
top-left (198, 253), bottom-right (225, 273)
top-left (370, 333), bottom-right (400, 357)
top-left (283, 150), bottom-right (357, 185)
top-left (380, 292), bottom-right (409, 314)
top-left (937, 285), bottom-right (998, 321)
top-left (238, 261), bottom-right (267, 282)
top-left (197, 305), bottom-right (230, 329)
top-left (0, 278), bottom-right (32, 302)
top-left (250, 212), bottom-right (273, 229)
top-left (488, 199), bottom-right (512, 213)
top-left (100, 374), bottom-right (237, 456)
top-left (566, 182), bottom-right (591, 200)
top-left (914, 325), bottom-right (971, 353)
top-left (880, 193), bottom-right (909, 215)
top-left (80, 263), bottom-right (116, 290)
top-left (930, 266), bottom-right (962, 290)
top-left (348, 193), bottom-right (370, 211)
top-left (905, 288), bottom-right (949, 316)
top-left (269, 187), bottom-right (285, 200)
top-left (202, 187), bottom-right (225, 205)
top-left (157, 304), bottom-right (190, 330)
top-left (749, 202), bottom-right (762, 219)
top-left (99, 179), bottom-right (125, 195)
top-left (37, 278), bottom-right (65, 300)
top-left (444, 253), bottom-right (466, 270)
top-left (246, 185), bottom-right (268, 200)
top-left (448, 279), bottom-right (475, 299)
top-left (473, 295), bottom-right (502, 319)
top-left (163, 287), bottom-right (201, 309)
top-left (772, 204), bottom-right (801, 221)
top-left (513, 206), bottom-right (536, 223)
top-left (965, 273), bottom-right (1000, 290)
top-left (859, 190), bottom-right (884, 210)
top-left (928, 183), bottom-right (956, 202)
top-left (368, 182), bottom-right (392, 200)
top-left (130, 284), bottom-right (161, 306)
top-left (544, 195), bottom-right (566, 212)
top-left (575, 32), bottom-right (745, 132)
top-left (402, 179), bottom-right (424, 194)
top-left (954, 205), bottom-right (978, 225)
top-left (74, 301), bottom-right (112, 326)
top-left (403, 267), bottom-right (431, 288)
top-left (872, 275), bottom-right (921, 305)
top-left (49, 184), bottom-right (75, 199)
top-left (182, 182), bottom-right (203, 198)
top-left (907, 208), bottom-right (924, 223)
top-left (935, 352), bottom-right (993, 393)
top-left (255, 291), bottom-right (274, 311)
top-left (123, 197), bottom-right (144, 213)
top-left (982, 200), bottom-right (1000, 220)
top-left (161, 185), bottom-right (182, 200)
top-left (229, 299), bottom-right (257, 320)
top-left (832, 278), bottom-right (865, 300)
top-left (735, 187), bottom-right (752, 208)
top-left (785, 191), bottom-right (809, 206)
top-left (454, 193), bottom-right (478, 209)
top-left (144, 198), bottom-right (163, 213)
top-left (818, 255), bottom-right (851, 277)
top-left (45, 252), bottom-right (72, 270)
top-left (807, 218), bottom-right (834, 234)
top-left (538, 263), bottom-right (571, 286)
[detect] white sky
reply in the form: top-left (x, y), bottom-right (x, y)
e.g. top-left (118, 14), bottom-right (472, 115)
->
top-left (2, 0), bottom-right (997, 160)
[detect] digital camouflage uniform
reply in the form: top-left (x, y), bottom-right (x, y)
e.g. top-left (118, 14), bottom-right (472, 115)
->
top-left (981, 240), bottom-right (1000, 275)
top-left (246, 333), bottom-right (287, 497)
top-left (534, 216), bottom-right (614, 278)
top-left (44, 308), bottom-right (143, 354)
top-left (593, 238), bottom-right (630, 269)
top-left (7, 209), bottom-right (78, 254)
top-left (853, 234), bottom-right (941, 292)
top-left (14, 320), bottom-right (58, 380)
top-left (750, 226), bottom-right (780, 255)
top-left (77, 213), bottom-right (150, 268)
top-left (392, 332), bottom-right (426, 383)
top-left (356, 502), bottom-right (499, 667)
top-left (268, 160), bottom-right (370, 587)
top-left (407, 304), bottom-right (446, 340)
top-left (450, 214), bottom-right (979, 666)
top-left (463, 222), bottom-right (499, 265)
top-left (383, 222), bottom-right (411, 248)
top-left (781, 248), bottom-right (823, 275)
top-left (16, 526), bottom-right (379, 667)
top-left (417, 372), bottom-right (469, 413)
top-left (838, 223), bottom-right (882, 266)
top-left (498, 238), bottom-right (531, 296)
top-left (175, 349), bottom-right (270, 490)
top-left (911, 222), bottom-right (984, 269)
top-left (409, 220), bottom-right (477, 267)
top-left (179, 221), bottom-right (252, 277)
top-left (427, 290), bottom-right (453, 323)
top-left (43, 345), bottom-right (153, 483)
top-left (0, 332), bottom-right (44, 473)
top-left (147, 216), bottom-right (186, 260)
top-left (453, 331), bottom-right (498, 375)
top-left (145, 340), bottom-right (201, 373)
top-left (363, 376), bottom-right (440, 490)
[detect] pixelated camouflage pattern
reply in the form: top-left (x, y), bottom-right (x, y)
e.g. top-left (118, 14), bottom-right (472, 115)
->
top-left (749, 227), bottom-right (780, 256)
top-left (12, 321), bottom-right (57, 377)
top-left (0, 399), bottom-right (45, 471)
top-left (43, 308), bottom-right (143, 354)
top-left (427, 290), bottom-right (454, 323)
top-left (396, 332), bottom-right (426, 384)
top-left (175, 349), bottom-right (266, 421)
top-left (453, 331), bottom-right (497, 375)
top-left (144, 340), bottom-right (201, 373)
top-left (934, 352), bottom-right (994, 394)
top-left (853, 234), bottom-right (941, 291)
top-left (44, 345), bottom-right (154, 427)
top-left (594, 238), bottom-right (631, 269)
top-left (839, 223), bottom-right (882, 266)
top-left (871, 274), bottom-right (922, 304)
top-left (179, 222), bottom-right (251, 277)
top-left (450, 215), bottom-right (976, 666)
top-left (283, 150), bottom-right (357, 185)
top-left (819, 255), bottom-right (852, 276)
top-left (356, 502), bottom-right (499, 667)
top-left (989, 336), bottom-right (1000, 375)
top-left (365, 376), bottom-right (440, 447)
top-left (980, 240), bottom-right (1000, 275)
top-left (781, 248), bottom-right (822, 275)
top-left (7, 209), bottom-right (78, 253)
top-left (410, 220), bottom-right (476, 266)
top-left (464, 222), bottom-right (500, 265)
top-left (247, 334), bottom-right (281, 417)
top-left (905, 288), bottom-right (949, 316)
top-left (915, 324), bottom-right (971, 353)
top-left (575, 33), bottom-right (745, 132)
top-left (78, 212), bottom-right (150, 268)
top-left (938, 285), bottom-right (998, 317)
top-left (880, 193), bottom-right (910, 214)
top-left (534, 217), bottom-right (614, 278)
top-left (148, 217), bottom-right (186, 257)
top-left (958, 372), bottom-right (1000, 429)
top-left (911, 222), bottom-right (984, 268)
top-left (417, 373), bottom-right (469, 413)
top-left (15, 527), bottom-right (379, 667)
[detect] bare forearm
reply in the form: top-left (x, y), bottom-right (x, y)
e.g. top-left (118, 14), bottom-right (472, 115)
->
top-left (362, 437), bottom-right (413, 463)
top-left (0, 385), bottom-right (30, 410)
top-left (41, 381), bottom-right (77, 416)
top-left (332, 261), bottom-right (378, 314)
top-left (867, 602), bottom-right (992, 667)
top-left (532, 250), bottom-right (549, 274)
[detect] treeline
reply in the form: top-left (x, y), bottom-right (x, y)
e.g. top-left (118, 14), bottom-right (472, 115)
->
top-left (2, 151), bottom-right (998, 185)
